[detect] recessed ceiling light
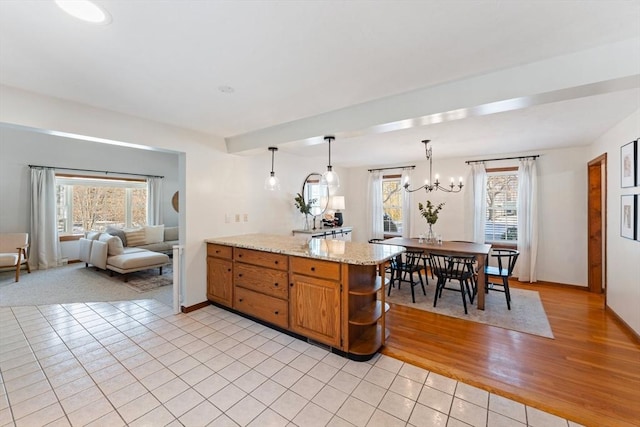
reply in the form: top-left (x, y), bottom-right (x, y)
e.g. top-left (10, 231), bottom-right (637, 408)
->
top-left (218, 86), bottom-right (235, 94)
top-left (55, 0), bottom-right (112, 24)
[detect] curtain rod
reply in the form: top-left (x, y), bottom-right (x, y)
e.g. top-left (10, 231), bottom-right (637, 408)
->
top-left (28, 164), bottom-right (164, 179)
top-left (368, 165), bottom-right (415, 172)
top-left (465, 155), bottom-right (539, 165)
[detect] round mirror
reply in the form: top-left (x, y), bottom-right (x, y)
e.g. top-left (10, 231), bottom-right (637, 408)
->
top-left (302, 173), bottom-right (329, 216)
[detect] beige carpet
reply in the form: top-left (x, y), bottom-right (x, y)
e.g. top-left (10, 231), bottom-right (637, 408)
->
top-left (0, 263), bottom-right (173, 306)
top-left (385, 277), bottom-right (554, 339)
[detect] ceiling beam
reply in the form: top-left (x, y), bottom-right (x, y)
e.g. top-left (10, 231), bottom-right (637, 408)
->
top-left (226, 38), bottom-right (640, 154)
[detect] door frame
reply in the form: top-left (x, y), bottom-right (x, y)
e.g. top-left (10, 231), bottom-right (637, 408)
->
top-left (587, 154), bottom-right (607, 297)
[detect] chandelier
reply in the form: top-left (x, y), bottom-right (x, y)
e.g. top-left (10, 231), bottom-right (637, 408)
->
top-left (403, 140), bottom-right (464, 193)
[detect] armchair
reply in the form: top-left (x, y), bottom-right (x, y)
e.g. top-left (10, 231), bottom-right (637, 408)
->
top-left (0, 233), bottom-right (31, 282)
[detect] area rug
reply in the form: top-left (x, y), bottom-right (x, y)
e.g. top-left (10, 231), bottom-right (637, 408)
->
top-left (115, 265), bottom-right (173, 293)
top-left (385, 278), bottom-right (554, 339)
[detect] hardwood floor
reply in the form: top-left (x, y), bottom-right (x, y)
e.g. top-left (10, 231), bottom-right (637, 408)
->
top-left (381, 280), bottom-right (640, 427)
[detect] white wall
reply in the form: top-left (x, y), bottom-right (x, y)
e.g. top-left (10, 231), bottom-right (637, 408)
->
top-left (590, 109), bottom-right (640, 335)
top-left (346, 146), bottom-right (590, 286)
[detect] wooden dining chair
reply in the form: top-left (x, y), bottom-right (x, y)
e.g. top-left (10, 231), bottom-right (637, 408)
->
top-left (388, 249), bottom-right (426, 303)
top-left (430, 253), bottom-right (476, 314)
top-left (484, 249), bottom-right (519, 310)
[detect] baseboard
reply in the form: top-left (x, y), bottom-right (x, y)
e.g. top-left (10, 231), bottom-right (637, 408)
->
top-left (512, 279), bottom-right (589, 291)
top-left (181, 301), bottom-right (210, 313)
top-left (606, 305), bottom-right (640, 343)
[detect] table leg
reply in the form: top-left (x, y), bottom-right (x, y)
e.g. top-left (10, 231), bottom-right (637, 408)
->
top-left (477, 254), bottom-right (486, 310)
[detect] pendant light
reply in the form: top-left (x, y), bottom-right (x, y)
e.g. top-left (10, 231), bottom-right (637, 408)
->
top-left (264, 147), bottom-right (281, 191)
top-left (321, 136), bottom-right (340, 188)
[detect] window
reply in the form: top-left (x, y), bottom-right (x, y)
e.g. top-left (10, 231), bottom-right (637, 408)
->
top-left (56, 176), bottom-right (147, 234)
top-left (382, 175), bottom-right (403, 235)
top-left (485, 168), bottom-right (518, 243)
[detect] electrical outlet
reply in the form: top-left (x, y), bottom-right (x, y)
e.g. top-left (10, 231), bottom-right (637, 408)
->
top-left (235, 214), bottom-right (240, 222)
top-left (243, 213), bottom-right (248, 222)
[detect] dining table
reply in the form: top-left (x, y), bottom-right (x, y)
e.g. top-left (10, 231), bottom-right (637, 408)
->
top-left (379, 237), bottom-right (492, 310)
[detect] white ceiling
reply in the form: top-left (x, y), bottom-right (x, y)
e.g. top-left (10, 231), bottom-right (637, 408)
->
top-left (1, 0), bottom-right (639, 167)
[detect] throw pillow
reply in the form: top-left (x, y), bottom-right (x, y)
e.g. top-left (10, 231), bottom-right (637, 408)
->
top-left (125, 229), bottom-right (146, 247)
top-left (144, 225), bottom-right (165, 244)
top-left (105, 226), bottom-right (128, 247)
top-left (98, 233), bottom-right (124, 255)
top-left (85, 231), bottom-right (102, 240)
top-left (164, 226), bottom-right (179, 241)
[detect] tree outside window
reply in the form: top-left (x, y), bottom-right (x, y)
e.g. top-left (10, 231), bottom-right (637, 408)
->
top-left (485, 169), bottom-right (518, 243)
top-left (56, 177), bottom-right (147, 234)
top-left (382, 176), bottom-right (403, 235)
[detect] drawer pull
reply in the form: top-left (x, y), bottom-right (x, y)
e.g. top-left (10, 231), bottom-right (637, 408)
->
top-left (274, 311), bottom-right (279, 315)
top-left (238, 273), bottom-right (243, 277)
top-left (311, 267), bottom-right (316, 272)
top-left (290, 283), bottom-right (294, 287)
top-left (215, 250), bottom-right (220, 254)
top-left (239, 298), bottom-right (243, 302)
top-left (238, 254), bottom-right (243, 258)
top-left (227, 268), bottom-right (231, 272)
top-left (275, 260), bottom-right (279, 265)
top-left (274, 283), bottom-right (279, 287)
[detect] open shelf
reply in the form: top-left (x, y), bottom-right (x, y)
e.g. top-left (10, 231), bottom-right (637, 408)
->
top-left (349, 276), bottom-right (383, 296)
top-left (349, 301), bottom-right (388, 325)
top-left (349, 324), bottom-right (383, 356)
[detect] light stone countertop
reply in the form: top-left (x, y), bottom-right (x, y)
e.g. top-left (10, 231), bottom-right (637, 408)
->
top-left (205, 233), bottom-right (404, 265)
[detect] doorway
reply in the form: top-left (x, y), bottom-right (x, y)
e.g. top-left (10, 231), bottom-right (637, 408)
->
top-left (587, 154), bottom-right (607, 296)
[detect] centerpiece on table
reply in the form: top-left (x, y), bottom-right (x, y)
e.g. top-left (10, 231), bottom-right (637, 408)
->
top-left (294, 192), bottom-right (316, 230)
top-left (418, 200), bottom-right (445, 243)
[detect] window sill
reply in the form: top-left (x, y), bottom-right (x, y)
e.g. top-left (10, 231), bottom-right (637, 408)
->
top-left (59, 234), bottom-right (83, 242)
top-left (486, 241), bottom-right (517, 249)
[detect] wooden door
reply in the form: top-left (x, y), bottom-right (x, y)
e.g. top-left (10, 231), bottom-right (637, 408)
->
top-left (207, 257), bottom-right (233, 306)
top-left (587, 154), bottom-right (607, 295)
top-left (290, 274), bottom-right (341, 348)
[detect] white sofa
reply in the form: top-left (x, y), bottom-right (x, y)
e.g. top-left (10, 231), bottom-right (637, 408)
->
top-left (105, 225), bottom-right (178, 255)
top-left (79, 232), bottom-right (169, 282)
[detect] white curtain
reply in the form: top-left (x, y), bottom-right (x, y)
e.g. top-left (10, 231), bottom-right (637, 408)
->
top-left (30, 167), bottom-right (61, 269)
top-left (517, 158), bottom-right (538, 282)
top-left (147, 177), bottom-right (163, 225)
top-left (401, 169), bottom-right (412, 238)
top-left (471, 163), bottom-right (487, 244)
top-left (367, 171), bottom-right (384, 240)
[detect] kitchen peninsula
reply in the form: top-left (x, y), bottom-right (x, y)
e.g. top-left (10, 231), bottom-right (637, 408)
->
top-left (205, 234), bottom-right (404, 360)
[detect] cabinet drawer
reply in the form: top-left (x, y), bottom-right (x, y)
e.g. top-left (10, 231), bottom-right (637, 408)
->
top-left (234, 287), bottom-right (288, 329)
top-left (235, 264), bottom-right (288, 300)
top-left (291, 256), bottom-right (340, 281)
top-left (235, 248), bottom-right (287, 270)
top-left (207, 244), bottom-right (232, 259)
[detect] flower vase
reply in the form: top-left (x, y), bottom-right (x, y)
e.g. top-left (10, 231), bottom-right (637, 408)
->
top-left (426, 224), bottom-right (435, 243)
top-left (304, 215), bottom-right (311, 231)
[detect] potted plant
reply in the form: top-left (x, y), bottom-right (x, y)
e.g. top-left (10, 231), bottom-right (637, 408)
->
top-left (418, 200), bottom-right (445, 243)
top-left (294, 193), bottom-right (315, 230)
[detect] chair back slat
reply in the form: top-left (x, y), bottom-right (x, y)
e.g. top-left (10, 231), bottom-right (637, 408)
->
top-left (490, 249), bottom-right (519, 277)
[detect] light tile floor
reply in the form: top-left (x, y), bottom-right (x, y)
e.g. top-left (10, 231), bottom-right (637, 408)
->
top-left (0, 299), bottom-right (583, 427)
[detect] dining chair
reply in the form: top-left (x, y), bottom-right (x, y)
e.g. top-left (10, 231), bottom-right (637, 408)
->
top-left (430, 253), bottom-right (476, 314)
top-left (388, 249), bottom-right (426, 303)
top-left (484, 248), bottom-right (519, 310)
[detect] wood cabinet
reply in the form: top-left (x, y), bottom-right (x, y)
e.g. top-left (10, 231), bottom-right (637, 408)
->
top-left (233, 248), bottom-right (289, 328)
top-left (290, 257), bottom-right (342, 348)
top-left (206, 239), bottom-right (392, 360)
top-left (206, 244), bottom-right (233, 307)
